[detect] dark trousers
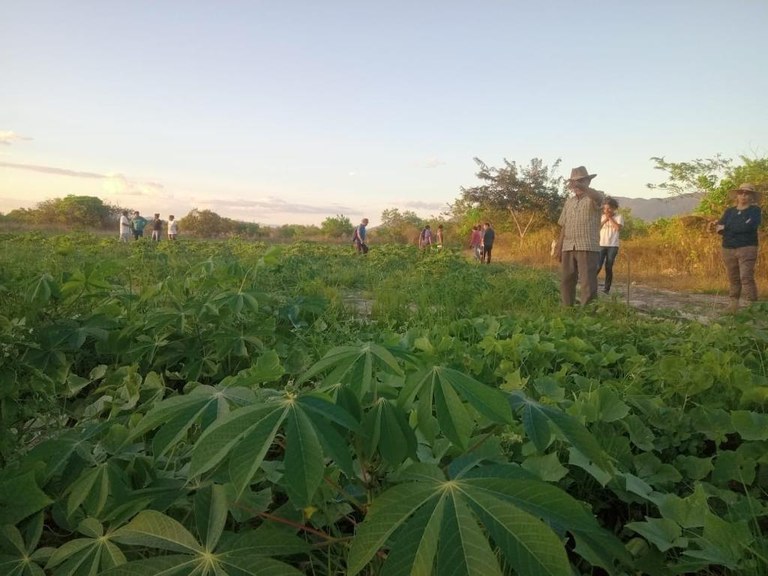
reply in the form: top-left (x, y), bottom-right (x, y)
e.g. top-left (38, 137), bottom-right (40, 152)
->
top-left (560, 250), bottom-right (600, 306)
top-left (482, 245), bottom-right (493, 263)
top-left (597, 246), bottom-right (620, 293)
top-left (722, 246), bottom-right (758, 301)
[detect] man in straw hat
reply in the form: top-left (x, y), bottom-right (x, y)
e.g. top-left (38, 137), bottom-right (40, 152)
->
top-left (715, 183), bottom-right (762, 311)
top-left (556, 166), bottom-right (605, 306)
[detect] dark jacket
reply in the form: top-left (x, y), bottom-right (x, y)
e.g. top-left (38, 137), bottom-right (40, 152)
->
top-left (718, 205), bottom-right (761, 248)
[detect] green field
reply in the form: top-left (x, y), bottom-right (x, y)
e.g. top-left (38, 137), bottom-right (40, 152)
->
top-left (1, 232), bottom-right (766, 575)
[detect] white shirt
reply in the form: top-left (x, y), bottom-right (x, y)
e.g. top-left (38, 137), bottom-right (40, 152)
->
top-left (120, 215), bottom-right (131, 230)
top-left (599, 213), bottom-right (623, 247)
top-left (169, 220), bottom-right (178, 234)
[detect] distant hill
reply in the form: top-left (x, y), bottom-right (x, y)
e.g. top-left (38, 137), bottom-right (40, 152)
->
top-left (613, 192), bottom-right (704, 221)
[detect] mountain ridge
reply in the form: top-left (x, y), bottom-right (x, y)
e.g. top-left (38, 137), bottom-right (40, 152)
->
top-left (611, 192), bottom-right (703, 221)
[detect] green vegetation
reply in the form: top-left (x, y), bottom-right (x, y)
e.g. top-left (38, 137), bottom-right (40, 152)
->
top-left (0, 233), bottom-right (766, 575)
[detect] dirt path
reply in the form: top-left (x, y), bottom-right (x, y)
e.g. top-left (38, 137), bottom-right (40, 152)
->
top-left (600, 283), bottom-right (731, 322)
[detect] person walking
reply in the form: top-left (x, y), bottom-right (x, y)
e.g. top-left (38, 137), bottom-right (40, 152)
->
top-left (557, 166), bottom-right (605, 305)
top-left (481, 222), bottom-right (495, 263)
top-left (436, 224), bottom-right (444, 249)
top-left (596, 198), bottom-right (623, 294)
top-left (353, 218), bottom-right (369, 254)
top-left (119, 211), bottom-right (132, 242)
top-left (716, 183), bottom-right (762, 312)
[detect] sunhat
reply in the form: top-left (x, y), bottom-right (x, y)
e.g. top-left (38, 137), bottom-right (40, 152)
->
top-left (728, 183), bottom-right (762, 202)
top-left (567, 166), bottom-right (597, 182)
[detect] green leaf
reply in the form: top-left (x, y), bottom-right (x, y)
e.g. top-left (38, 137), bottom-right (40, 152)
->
top-left (521, 453), bottom-right (568, 482)
top-left (434, 367), bottom-right (513, 424)
top-left (381, 495), bottom-right (446, 576)
top-left (190, 404), bottom-right (286, 478)
top-left (0, 471), bottom-right (53, 525)
top-left (462, 487), bottom-right (571, 576)
top-left (731, 410), bottom-right (768, 440)
top-left (435, 377), bottom-right (473, 450)
top-left (283, 404), bottom-right (325, 507)
top-left (347, 483), bottom-right (441, 575)
top-left (437, 493), bottom-right (503, 576)
top-left (112, 510), bottom-right (202, 554)
top-left (227, 407), bottom-right (287, 497)
top-left (99, 555), bottom-right (198, 576)
top-left (625, 518), bottom-right (686, 553)
top-left (194, 484), bottom-right (228, 551)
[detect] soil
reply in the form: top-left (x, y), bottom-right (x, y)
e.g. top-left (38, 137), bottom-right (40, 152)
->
top-left (598, 283), bottom-right (732, 322)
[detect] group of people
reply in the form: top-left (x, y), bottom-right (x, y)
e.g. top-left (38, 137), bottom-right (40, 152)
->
top-left (418, 224), bottom-right (445, 250)
top-left (555, 165), bottom-right (761, 311)
top-left (469, 223), bottom-right (495, 263)
top-left (119, 211), bottom-right (178, 242)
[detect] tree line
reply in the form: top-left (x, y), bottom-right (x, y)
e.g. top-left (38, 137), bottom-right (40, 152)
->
top-left (2, 155), bottom-right (766, 241)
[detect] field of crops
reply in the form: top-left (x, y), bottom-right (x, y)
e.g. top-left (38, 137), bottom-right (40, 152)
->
top-left (0, 232), bottom-right (766, 576)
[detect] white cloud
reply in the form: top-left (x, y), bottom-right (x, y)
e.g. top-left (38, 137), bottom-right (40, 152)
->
top-left (417, 157), bottom-right (446, 169)
top-left (0, 131), bottom-right (32, 145)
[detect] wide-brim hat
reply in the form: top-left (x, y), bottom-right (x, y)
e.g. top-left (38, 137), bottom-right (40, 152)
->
top-left (728, 183), bottom-right (762, 202)
top-left (567, 166), bottom-right (597, 182)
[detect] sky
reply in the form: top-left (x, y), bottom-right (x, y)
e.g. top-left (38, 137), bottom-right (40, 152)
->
top-left (1, 0), bottom-right (767, 226)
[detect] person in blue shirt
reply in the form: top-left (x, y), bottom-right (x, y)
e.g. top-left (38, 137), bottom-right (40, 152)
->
top-left (131, 211), bottom-right (148, 240)
top-left (481, 222), bottom-right (495, 263)
top-left (353, 218), bottom-right (369, 254)
top-left (716, 183), bottom-right (762, 312)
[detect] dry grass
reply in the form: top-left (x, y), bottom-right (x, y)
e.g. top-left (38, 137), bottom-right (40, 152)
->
top-left (490, 228), bottom-right (768, 298)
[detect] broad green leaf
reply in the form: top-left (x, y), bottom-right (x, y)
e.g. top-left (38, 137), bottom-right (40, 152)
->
top-left (436, 494), bottom-right (502, 576)
top-left (625, 518), bottom-right (686, 553)
top-left (434, 367), bottom-right (513, 424)
top-left (516, 397), bottom-right (553, 451)
top-left (463, 487), bottom-right (571, 576)
top-left (381, 495), bottom-right (446, 576)
top-left (0, 472), bottom-right (53, 525)
top-left (521, 452), bottom-right (568, 482)
top-left (295, 393), bottom-right (360, 432)
top-left (511, 393), bottom-right (611, 471)
top-left (364, 399), bottom-right (416, 465)
top-left (435, 377), bottom-right (473, 450)
top-left (347, 483), bottom-right (441, 575)
top-left (683, 513), bottom-right (752, 569)
top-left (112, 511), bottom-right (202, 554)
top-left (194, 484), bottom-right (228, 551)
top-left (227, 407), bottom-right (286, 497)
top-left (190, 404), bottom-right (286, 477)
top-left (731, 410), bottom-right (768, 440)
top-left (99, 555), bottom-right (198, 576)
top-left (283, 405), bottom-right (325, 507)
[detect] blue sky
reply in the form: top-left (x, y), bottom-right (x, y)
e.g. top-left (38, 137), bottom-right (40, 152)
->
top-left (2, 0), bottom-right (766, 226)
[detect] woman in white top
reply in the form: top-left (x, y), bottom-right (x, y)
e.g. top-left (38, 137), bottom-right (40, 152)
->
top-left (597, 198), bottom-right (623, 294)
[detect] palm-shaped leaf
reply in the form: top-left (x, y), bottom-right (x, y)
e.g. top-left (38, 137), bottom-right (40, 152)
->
top-left (297, 343), bottom-right (403, 398)
top-left (347, 463), bottom-right (625, 576)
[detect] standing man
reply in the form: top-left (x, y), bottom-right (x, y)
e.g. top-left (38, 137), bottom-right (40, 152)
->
top-left (481, 222), bottom-right (495, 263)
top-left (353, 218), bottom-right (369, 254)
top-left (131, 211), bottom-right (147, 240)
top-left (150, 213), bottom-right (163, 241)
top-left (119, 211), bottom-right (132, 242)
top-left (557, 166), bottom-right (605, 305)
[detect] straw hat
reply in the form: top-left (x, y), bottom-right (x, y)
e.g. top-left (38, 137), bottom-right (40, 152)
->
top-left (567, 166), bottom-right (597, 182)
top-left (728, 183), bottom-right (762, 203)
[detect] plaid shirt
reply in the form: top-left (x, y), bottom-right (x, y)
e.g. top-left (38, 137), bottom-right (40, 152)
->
top-left (558, 190), bottom-right (604, 252)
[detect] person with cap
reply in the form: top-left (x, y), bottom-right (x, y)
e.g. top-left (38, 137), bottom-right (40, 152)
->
top-left (353, 218), bottom-right (369, 254)
top-left (556, 166), bottom-right (605, 306)
top-left (715, 183), bottom-right (762, 312)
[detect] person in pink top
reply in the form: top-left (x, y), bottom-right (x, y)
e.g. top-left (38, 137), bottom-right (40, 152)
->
top-left (469, 225), bottom-right (483, 261)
